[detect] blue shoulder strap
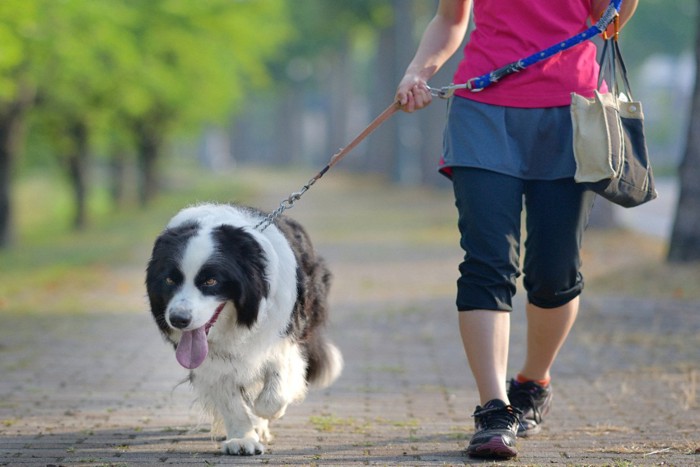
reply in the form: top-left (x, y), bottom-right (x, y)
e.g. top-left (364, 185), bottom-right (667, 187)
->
top-left (430, 0), bottom-right (623, 97)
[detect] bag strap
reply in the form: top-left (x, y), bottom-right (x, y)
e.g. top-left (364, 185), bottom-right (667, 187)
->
top-left (613, 41), bottom-right (634, 98)
top-left (598, 17), bottom-right (634, 101)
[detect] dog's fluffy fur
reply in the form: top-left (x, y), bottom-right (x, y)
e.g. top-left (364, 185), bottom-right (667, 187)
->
top-left (146, 203), bottom-right (342, 455)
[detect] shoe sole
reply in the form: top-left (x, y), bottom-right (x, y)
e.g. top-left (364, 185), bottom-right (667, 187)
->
top-left (467, 436), bottom-right (518, 459)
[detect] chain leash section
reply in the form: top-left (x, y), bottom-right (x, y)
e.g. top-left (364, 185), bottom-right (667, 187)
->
top-left (253, 175), bottom-right (318, 232)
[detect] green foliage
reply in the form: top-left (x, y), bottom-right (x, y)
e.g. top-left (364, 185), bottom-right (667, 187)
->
top-left (0, 0), bottom-right (41, 102)
top-left (0, 0), bottom-right (292, 164)
top-left (109, 0), bottom-right (291, 126)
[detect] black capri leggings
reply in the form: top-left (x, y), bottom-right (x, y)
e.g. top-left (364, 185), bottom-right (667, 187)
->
top-left (452, 167), bottom-right (596, 311)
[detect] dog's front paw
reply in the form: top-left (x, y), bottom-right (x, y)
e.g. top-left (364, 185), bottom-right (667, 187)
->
top-left (221, 437), bottom-right (265, 456)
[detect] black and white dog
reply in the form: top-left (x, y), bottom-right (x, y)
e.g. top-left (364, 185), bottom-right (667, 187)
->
top-left (146, 203), bottom-right (342, 455)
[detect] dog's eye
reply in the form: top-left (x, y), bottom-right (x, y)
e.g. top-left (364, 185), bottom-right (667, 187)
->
top-left (165, 277), bottom-right (175, 286)
top-left (203, 278), bottom-right (218, 287)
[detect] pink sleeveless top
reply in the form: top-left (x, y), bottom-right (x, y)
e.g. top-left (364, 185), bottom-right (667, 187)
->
top-left (453, 0), bottom-right (600, 107)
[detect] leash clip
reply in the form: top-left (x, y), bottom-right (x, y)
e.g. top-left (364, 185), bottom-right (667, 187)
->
top-left (428, 82), bottom-right (465, 99)
top-left (428, 85), bottom-right (453, 99)
top-left (428, 79), bottom-right (483, 99)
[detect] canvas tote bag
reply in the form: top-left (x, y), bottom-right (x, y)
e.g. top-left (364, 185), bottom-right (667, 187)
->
top-left (570, 37), bottom-right (657, 208)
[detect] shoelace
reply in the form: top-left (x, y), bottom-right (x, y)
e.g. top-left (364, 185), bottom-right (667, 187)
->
top-left (473, 404), bottom-right (522, 430)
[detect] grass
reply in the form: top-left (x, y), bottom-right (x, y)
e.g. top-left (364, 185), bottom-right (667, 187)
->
top-left (588, 440), bottom-right (700, 456)
top-left (309, 414), bottom-right (359, 433)
top-left (309, 414), bottom-right (421, 434)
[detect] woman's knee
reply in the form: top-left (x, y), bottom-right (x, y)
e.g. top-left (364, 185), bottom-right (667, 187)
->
top-left (525, 273), bottom-right (584, 309)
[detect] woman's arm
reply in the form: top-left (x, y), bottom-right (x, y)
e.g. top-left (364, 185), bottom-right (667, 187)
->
top-left (395, 0), bottom-right (472, 112)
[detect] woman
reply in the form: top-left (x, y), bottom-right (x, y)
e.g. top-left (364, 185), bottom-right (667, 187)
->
top-left (395, 0), bottom-right (638, 459)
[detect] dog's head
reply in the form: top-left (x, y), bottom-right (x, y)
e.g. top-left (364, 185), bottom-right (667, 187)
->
top-left (146, 220), bottom-right (269, 368)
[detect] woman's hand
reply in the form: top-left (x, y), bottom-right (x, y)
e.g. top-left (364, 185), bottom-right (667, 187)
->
top-left (396, 73), bottom-right (433, 113)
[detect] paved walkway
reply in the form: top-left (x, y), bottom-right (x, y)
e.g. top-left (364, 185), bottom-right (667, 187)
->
top-left (1, 168), bottom-right (698, 466)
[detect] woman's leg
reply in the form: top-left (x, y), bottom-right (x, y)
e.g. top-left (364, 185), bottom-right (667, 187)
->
top-left (459, 310), bottom-right (510, 404)
top-left (503, 179), bottom-right (594, 436)
top-left (452, 167), bottom-right (525, 459)
top-left (452, 168), bottom-right (524, 403)
top-left (519, 178), bottom-right (595, 379)
top-left (520, 299), bottom-right (579, 381)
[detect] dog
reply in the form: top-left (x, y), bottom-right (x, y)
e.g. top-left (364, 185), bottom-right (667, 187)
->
top-left (145, 203), bottom-right (343, 455)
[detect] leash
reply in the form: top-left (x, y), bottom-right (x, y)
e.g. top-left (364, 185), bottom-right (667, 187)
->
top-left (254, 100), bottom-right (400, 231)
top-left (428, 0), bottom-right (624, 98)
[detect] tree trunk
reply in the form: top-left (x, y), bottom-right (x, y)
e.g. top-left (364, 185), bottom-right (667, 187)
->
top-left (134, 121), bottom-right (162, 206)
top-left (0, 100), bottom-right (29, 248)
top-left (67, 121), bottom-right (89, 230)
top-left (109, 148), bottom-right (127, 208)
top-left (0, 111), bottom-right (15, 248)
top-left (667, 7), bottom-right (700, 263)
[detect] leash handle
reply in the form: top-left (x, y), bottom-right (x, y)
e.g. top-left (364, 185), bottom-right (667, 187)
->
top-left (254, 101), bottom-right (400, 231)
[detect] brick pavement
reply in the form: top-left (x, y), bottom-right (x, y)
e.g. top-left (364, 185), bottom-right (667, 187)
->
top-left (1, 169), bottom-right (698, 466)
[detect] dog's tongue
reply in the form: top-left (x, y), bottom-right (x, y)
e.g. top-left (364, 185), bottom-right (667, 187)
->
top-left (175, 327), bottom-right (208, 369)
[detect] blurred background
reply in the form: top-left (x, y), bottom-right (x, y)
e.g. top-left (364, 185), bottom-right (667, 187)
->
top-left (1, 0), bottom-right (699, 315)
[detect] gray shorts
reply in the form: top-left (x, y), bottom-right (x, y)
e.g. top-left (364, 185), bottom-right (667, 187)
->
top-left (441, 96), bottom-right (577, 180)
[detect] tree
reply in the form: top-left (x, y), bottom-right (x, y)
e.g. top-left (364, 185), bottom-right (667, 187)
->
top-left (0, 1), bottom-right (40, 246)
top-left (28, 0), bottom-right (130, 229)
top-left (667, 1), bottom-right (700, 263)
top-left (113, 0), bottom-right (290, 205)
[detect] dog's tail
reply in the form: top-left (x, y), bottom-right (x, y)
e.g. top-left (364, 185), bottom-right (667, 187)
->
top-left (305, 335), bottom-right (343, 389)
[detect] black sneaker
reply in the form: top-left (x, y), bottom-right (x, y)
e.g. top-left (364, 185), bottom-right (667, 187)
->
top-left (466, 399), bottom-right (520, 459)
top-left (507, 378), bottom-right (553, 437)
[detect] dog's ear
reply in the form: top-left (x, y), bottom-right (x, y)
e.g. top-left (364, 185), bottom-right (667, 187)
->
top-left (212, 225), bottom-right (269, 328)
top-left (146, 223), bottom-right (200, 336)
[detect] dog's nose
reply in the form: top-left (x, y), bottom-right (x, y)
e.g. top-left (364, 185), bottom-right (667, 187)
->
top-left (169, 309), bottom-right (192, 329)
